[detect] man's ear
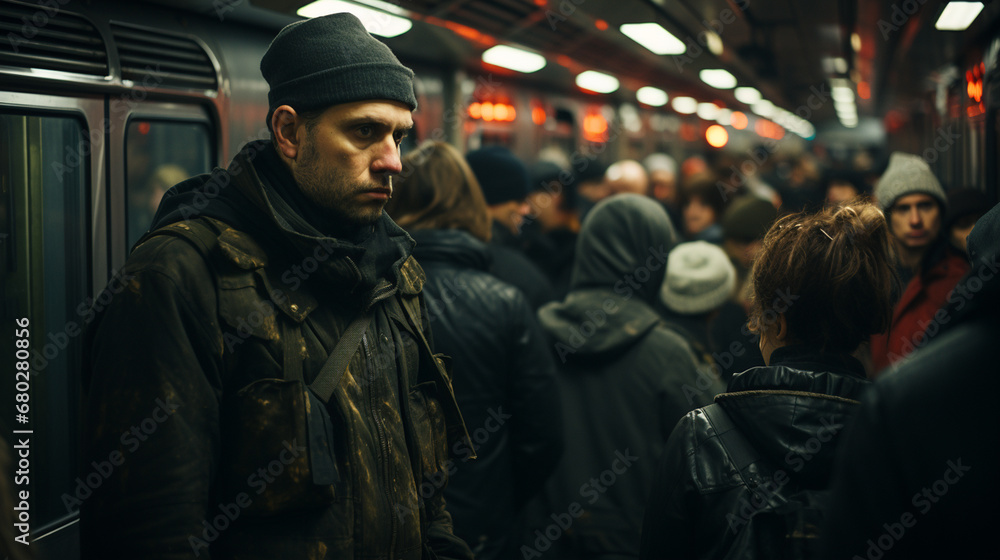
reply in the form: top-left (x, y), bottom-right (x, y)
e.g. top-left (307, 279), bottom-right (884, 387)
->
top-left (774, 313), bottom-right (788, 343)
top-left (271, 105), bottom-right (303, 159)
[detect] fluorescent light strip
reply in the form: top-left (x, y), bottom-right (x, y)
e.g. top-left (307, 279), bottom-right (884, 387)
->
top-left (297, 0), bottom-right (412, 37)
top-left (697, 102), bottom-right (720, 120)
top-left (637, 86), bottom-right (668, 107)
top-left (576, 70), bottom-right (620, 93)
top-left (482, 45), bottom-right (546, 73)
top-left (699, 68), bottom-right (737, 89)
top-left (620, 23), bottom-right (686, 55)
top-left (734, 87), bottom-right (762, 104)
top-left (671, 96), bottom-right (697, 114)
top-left (935, 2), bottom-right (984, 30)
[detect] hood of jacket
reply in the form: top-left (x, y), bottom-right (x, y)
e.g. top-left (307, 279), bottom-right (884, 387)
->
top-left (538, 194), bottom-right (678, 357)
top-left (148, 140), bottom-right (415, 305)
top-left (409, 228), bottom-right (492, 272)
top-left (717, 345), bottom-right (871, 486)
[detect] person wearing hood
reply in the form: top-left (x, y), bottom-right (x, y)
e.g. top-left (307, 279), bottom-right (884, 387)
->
top-left (386, 141), bottom-right (562, 559)
top-left (82, 14), bottom-right (474, 559)
top-left (640, 200), bottom-right (897, 559)
top-left (526, 194), bottom-right (722, 559)
top-left (821, 199), bottom-right (1000, 560)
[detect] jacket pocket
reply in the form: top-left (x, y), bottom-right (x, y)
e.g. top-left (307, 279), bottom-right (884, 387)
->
top-left (219, 377), bottom-right (338, 516)
top-left (408, 379), bottom-right (449, 480)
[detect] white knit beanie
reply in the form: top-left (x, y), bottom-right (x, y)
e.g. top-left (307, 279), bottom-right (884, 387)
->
top-left (660, 241), bottom-right (736, 315)
top-left (874, 152), bottom-right (947, 211)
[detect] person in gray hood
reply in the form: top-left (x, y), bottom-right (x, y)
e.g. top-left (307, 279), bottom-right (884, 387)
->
top-left (524, 194), bottom-right (723, 559)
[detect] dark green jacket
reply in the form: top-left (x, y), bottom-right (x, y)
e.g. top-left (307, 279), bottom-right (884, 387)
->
top-left (81, 141), bottom-right (474, 559)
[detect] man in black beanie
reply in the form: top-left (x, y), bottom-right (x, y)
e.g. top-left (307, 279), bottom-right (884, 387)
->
top-left (82, 13), bottom-right (475, 560)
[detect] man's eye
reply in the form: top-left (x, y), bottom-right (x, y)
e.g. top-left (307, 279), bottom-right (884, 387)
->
top-left (357, 125), bottom-right (374, 138)
top-left (393, 130), bottom-right (408, 145)
top-left (917, 201), bottom-right (935, 211)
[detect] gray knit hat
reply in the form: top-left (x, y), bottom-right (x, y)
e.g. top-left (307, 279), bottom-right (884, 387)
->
top-left (874, 152), bottom-right (947, 211)
top-left (261, 13), bottom-right (417, 131)
top-left (661, 241), bottom-right (736, 315)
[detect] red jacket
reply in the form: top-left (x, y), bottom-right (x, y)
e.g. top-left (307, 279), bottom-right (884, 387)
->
top-left (871, 246), bottom-right (969, 373)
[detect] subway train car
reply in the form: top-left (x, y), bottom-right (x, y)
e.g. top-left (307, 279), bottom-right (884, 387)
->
top-left (1, 0), bottom-right (998, 557)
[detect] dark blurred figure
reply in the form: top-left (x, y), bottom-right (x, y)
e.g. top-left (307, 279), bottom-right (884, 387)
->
top-left (387, 141), bottom-right (562, 559)
top-left (823, 168), bottom-right (869, 207)
top-left (679, 174), bottom-right (727, 245)
top-left (573, 160), bottom-right (610, 220)
top-left (466, 146), bottom-right (555, 309)
top-left (871, 153), bottom-right (969, 373)
top-left (773, 152), bottom-right (824, 213)
top-left (944, 188), bottom-right (991, 257)
top-left (522, 160), bottom-right (581, 301)
top-left (656, 240), bottom-right (737, 382)
top-left (644, 153), bottom-right (682, 228)
top-left (644, 153), bottom-right (678, 206)
top-left (823, 200), bottom-right (1000, 560)
top-left (641, 200), bottom-right (897, 559)
top-left (710, 196), bottom-right (778, 378)
top-left (527, 194), bottom-right (722, 559)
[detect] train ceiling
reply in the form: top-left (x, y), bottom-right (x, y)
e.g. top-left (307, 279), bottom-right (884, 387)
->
top-left (161, 0), bottom-right (1000, 132)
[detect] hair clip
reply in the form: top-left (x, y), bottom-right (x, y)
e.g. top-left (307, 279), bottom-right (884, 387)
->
top-left (820, 228), bottom-right (834, 241)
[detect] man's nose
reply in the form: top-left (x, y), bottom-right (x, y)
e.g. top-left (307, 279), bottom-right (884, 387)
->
top-left (518, 201), bottom-right (531, 216)
top-left (908, 207), bottom-right (923, 227)
top-left (372, 137), bottom-right (403, 175)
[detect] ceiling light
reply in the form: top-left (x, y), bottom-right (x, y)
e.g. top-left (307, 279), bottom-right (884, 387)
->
top-left (576, 70), bottom-right (620, 93)
top-left (637, 86), bottom-right (668, 107)
top-left (851, 32), bottom-right (861, 52)
top-left (699, 69), bottom-right (737, 89)
top-left (620, 23), bottom-right (686, 55)
top-left (751, 99), bottom-right (775, 117)
top-left (671, 96), bottom-right (697, 114)
top-left (481, 45), bottom-right (546, 73)
top-left (704, 31), bottom-right (724, 55)
top-left (734, 87), bottom-right (762, 104)
top-left (715, 108), bottom-right (732, 125)
top-left (298, 0), bottom-right (412, 37)
top-left (832, 86), bottom-right (855, 102)
top-left (935, 2), bottom-right (984, 31)
top-left (697, 102), bottom-right (720, 120)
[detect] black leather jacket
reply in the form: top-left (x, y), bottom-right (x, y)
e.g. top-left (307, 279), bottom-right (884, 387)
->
top-left (411, 228), bottom-right (562, 559)
top-left (640, 346), bottom-right (871, 559)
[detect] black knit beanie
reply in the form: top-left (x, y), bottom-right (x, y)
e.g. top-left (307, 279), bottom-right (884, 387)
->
top-left (260, 13), bottom-right (417, 131)
top-left (466, 146), bottom-right (530, 205)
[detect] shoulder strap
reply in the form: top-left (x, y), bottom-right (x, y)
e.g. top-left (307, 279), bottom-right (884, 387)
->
top-left (134, 218), bottom-right (225, 260)
top-left (702, 403), bottom-right (763, 489)
top-left (307, 312), bottom-right (371, 403)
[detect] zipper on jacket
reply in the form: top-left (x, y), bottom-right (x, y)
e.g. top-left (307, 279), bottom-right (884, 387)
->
top-left (362, 331), bottom-right (398, 555)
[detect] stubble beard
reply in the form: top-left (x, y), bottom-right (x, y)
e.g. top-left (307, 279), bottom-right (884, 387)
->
top-left (294, 140), bottom-right (387, 227)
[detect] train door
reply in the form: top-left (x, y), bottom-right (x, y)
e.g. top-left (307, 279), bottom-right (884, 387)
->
top-left (1, 92), bottom-right (105, 559)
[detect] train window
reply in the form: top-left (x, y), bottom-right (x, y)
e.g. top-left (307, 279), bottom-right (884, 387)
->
top-left (0, 111), bottom-right (89, 527)
top-left (125, 120), bottom-right (212, 248)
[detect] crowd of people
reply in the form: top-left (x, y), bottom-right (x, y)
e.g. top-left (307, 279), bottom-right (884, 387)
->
top-left (4, 12), bottom-right (996, 560)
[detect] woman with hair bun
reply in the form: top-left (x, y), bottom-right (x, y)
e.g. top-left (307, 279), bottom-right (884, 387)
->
top-left (639, 199), bottom-right (898, 559)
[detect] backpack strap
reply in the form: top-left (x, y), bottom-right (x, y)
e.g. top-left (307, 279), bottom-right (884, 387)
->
top-left (702, 403), bottom-right (764, 490)
top-left (307, 311), bottom-right (371, 403)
